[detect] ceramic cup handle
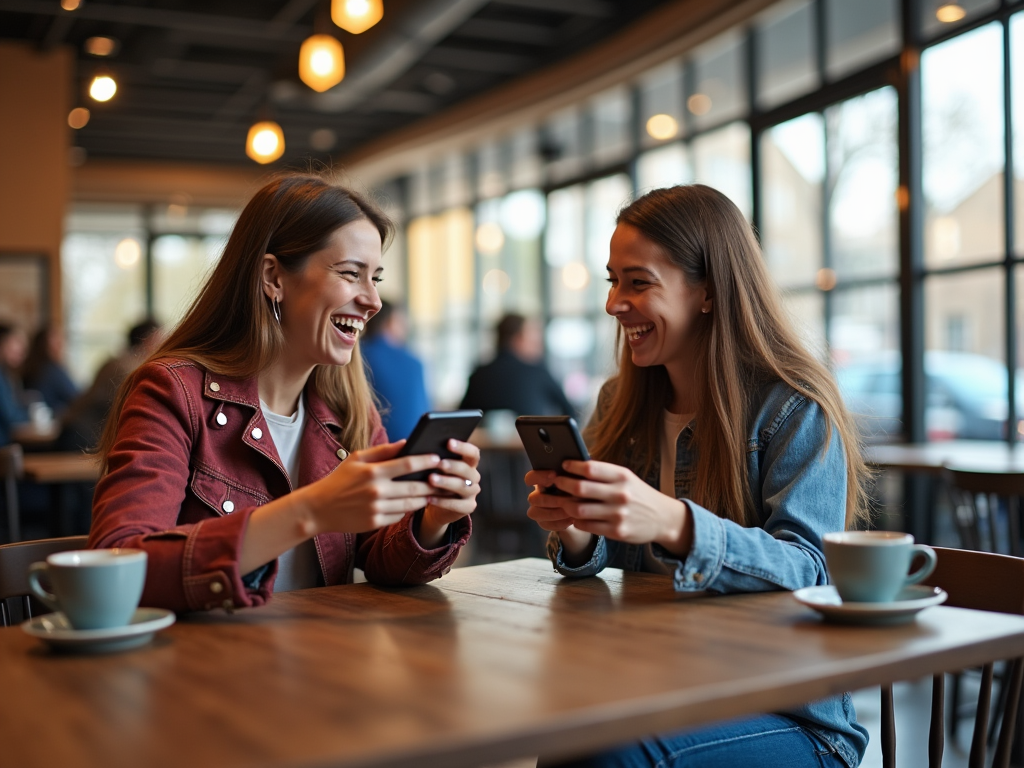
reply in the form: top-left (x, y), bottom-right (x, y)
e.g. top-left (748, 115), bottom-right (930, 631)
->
top-left (27, 562), bottom-right (62, 613)
top-left (904, 544), bottom-right (938, 587)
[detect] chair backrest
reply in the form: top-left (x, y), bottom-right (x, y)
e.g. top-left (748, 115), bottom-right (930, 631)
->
top-left (0, 443), bottom-right (24, 477)
top-left (0, 536), bottom-right (89, 626)
top-left (924, 546), bottom-right (1024, 616)
top-left (945, 467), bottom-right (1024, 497)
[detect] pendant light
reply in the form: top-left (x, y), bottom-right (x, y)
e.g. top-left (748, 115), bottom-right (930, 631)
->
top-left (89, 73), bottom-right (117, 102)
top-left (246, 121), bottom-right (285, 164)
top-left (935, 3), bottom-right (966, 22)
top-left (332, 0), bottom-right (383, 34)
top-left (299, 34), bottom-right (345, 92)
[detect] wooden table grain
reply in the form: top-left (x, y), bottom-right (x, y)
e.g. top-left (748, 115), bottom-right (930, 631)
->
top-left (4, 558), bottom-right (1024, 768)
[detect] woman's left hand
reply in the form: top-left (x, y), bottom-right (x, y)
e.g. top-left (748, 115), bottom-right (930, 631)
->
top-left (418, 439), bottom-right (481, 547)
top-left (550, 459), bottom-right (693, 557)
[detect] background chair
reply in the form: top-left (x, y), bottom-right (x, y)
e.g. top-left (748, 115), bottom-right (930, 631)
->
top-left (944, 467), bottom-right (1024, 555)
top-left (0, 535), bottom-right (88, 626)
top-left (0, 443), bottom-right (23, 543)
top-left (879, 546), bottom-right (1024, 768)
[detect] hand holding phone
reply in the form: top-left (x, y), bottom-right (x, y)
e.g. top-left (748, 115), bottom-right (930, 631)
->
top-left (395, 410), bottom-right (483, 483)
top-left (515, 416), bottom-right (589, 496)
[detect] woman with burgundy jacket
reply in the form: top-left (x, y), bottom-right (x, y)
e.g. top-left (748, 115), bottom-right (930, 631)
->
top-left (88, 175), bottom-right (480, 613)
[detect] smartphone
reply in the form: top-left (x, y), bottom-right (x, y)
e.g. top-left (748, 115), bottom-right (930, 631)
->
top-left (515, 416), bottom-right (590, 495)
top-left (395, 410), bottom-right (483, 482)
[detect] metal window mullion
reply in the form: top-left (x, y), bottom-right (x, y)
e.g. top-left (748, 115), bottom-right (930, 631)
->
top-left (1004, 16), bottom-right (1018, 442)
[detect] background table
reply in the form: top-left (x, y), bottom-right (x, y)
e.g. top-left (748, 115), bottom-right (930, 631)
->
top-left (4, 558), bottom-right (1024, 768)
top-left (865, 440), bottom-right (1024, 475)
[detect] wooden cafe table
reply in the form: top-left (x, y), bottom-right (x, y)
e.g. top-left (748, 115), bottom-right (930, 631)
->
top-left (4, 558), bottom-right (1024, 768)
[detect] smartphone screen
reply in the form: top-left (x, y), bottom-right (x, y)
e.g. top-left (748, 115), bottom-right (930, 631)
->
top-left (395, 410), bottom-right (482, 482)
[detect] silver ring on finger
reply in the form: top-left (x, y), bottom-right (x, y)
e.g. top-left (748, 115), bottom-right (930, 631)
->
top-left (465, 478), bottom-right (472, 487)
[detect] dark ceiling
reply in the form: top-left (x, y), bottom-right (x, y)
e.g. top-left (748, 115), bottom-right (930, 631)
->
top-left (0, 0), bottom-right (671, 166)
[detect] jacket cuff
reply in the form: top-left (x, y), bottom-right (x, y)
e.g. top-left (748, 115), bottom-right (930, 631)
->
top-left (181, 507), bottom-right (276, 611)
top-left (547, 531), bottom-right (606, 577)
top-left (658, 500), bottom-right (727, 592)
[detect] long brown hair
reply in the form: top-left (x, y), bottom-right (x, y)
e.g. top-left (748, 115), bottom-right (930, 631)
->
top-left (98, 173), bottom-right (393, 467)
top-left (587, 185), bottom-right (870, 529)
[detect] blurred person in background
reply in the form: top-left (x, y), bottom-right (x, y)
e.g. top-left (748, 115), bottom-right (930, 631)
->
top-left (461, 313), bottom-right (574, 418)
top-left (22, 326), bottom-right (78, 416)
top-left (58, 319), bottom-right (162, 452)
top-left (360, 299), bottom-right (430, 441)
top-left (0, 323), bottom-right (28, 444)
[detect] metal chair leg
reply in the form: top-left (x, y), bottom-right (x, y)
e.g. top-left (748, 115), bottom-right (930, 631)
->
top-left (882, 684), bottom-right (896, 768)
top-left (929, 674), bottom-right (944, 768)
top-left (993, 658), bottom-right (1024, 768)
top-left (969, 663), bottom-right (995, 768)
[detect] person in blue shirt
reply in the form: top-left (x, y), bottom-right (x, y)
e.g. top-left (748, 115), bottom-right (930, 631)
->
top-left (526, 185), bottom-right (872, 768)
top-left (0, 324), bottom-right (28, 445)
top-left (22, 327), bottom-right (79, 416)
top-left (360, 300), bottom-right (430, 441)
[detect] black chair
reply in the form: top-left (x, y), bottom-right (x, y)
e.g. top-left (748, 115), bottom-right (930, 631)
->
top-left (878, 546), bottom-right (1024, 768)
top-left (945, 467), bottom-right (1024, 556)
top-left (0, 443), bottom-right (24, 543)
top-left (0, 535), bottom-right (89, 626)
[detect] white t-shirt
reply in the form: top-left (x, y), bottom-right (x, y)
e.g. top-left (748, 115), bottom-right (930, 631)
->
top-left (260, 395), bottom-right (320, 593)
top-left (659, 409), bottom-right (694, 496)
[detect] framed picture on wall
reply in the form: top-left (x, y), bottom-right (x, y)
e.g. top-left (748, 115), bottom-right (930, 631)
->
top-left (0, 253), bottom-right (49, 332)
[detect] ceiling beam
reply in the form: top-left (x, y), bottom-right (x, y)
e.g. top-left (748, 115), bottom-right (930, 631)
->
top-left (454, 19), bottom-right (557, 45)
top-left (0, 0), bottom-right (309, 42)
top-left (489, 0), bottom-right (613, 16)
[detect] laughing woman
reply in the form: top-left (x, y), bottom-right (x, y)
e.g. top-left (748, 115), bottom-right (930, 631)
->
top-left (89, 175), bottom-right (479, 612)
top-left (527, 185), bottom-right (870, 768)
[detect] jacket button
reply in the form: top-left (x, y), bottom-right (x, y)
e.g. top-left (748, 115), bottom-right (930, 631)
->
top-left (210, 581), bottom-right (223, 594)
top-left (209, 382), bottom-right (221, 392)
top-left (251, 427), bottom-right (263, 440)
top-left (692, 572), bottom-right (704, 582)
top-left (222, 500), bottom-right (235, 513)
top-left (336, 448), bottom-right (348, 460)
top-left (216, 412), bottom-right (228, 426)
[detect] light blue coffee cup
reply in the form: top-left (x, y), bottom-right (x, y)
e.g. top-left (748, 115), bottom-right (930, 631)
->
top-left (27, 549), bottom-right (147, 630)
top-left (823, 531), bottom-right (937, 604)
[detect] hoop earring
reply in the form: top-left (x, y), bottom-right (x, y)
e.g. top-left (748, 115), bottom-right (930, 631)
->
top-left (273, 297), bottom-right (282, 324)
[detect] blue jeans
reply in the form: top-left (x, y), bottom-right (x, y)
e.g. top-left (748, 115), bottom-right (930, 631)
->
top-left (540, 714), bottom-right (849, 768)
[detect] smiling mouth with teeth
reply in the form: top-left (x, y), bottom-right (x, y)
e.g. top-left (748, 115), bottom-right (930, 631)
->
top-left (624, 323), bottom-right (654, 341)
top-left (331, 316), bottom-right (365, 337)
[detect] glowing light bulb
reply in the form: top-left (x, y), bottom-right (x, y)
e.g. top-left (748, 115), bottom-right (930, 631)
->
top-left (475, 222), bottom-right (505, 254)
top-left (89, 75), bottom-right (117, 102)
top-left (299, 35), bottom-right (345, 92)
top-left (646, 114), bottom-right (679, 141)
top-left (562, 263), bottom-right (590, 291)
top-left (687, 93), bottom-right (712, 116)
top-left (246, 121), bottom-right (285, 164)
top-left (67, 107), bottom-right (90, 129)
top-left (61, 0), bottom-right (81, 11)
top-left (936, 3), bottom-right (966, 23)
top-left (114, 238), bottom-right (141, 269)
top-left (332, 0), bottom-right (383, 34)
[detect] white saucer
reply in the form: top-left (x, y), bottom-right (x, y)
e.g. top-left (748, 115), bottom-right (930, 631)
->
top-left (793, 585), bottom-right (947, 625)
top-left (22, 607), bottom-right (175, 653)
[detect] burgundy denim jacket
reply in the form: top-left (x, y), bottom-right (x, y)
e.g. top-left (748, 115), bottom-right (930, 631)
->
top-left (88, 358), bottom-right (470, 613)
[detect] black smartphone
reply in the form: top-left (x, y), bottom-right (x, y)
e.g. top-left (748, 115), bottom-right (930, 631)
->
top-left (395, 410), bottom-right (483, 482)
top-left (515, 416), bottom-right (590, 495)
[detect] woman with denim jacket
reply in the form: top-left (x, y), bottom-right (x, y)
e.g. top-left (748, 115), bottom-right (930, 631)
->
top-left (89, 175), bottom-right (480, 612)
top-left (527, 185), bottom-right (871, 768)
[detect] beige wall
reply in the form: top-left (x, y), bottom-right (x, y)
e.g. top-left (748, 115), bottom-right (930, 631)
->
top-left (0, 41), bottom-right (72, 327)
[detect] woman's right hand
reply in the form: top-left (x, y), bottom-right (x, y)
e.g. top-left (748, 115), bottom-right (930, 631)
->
top-left (299, 440), bottom-right (440, 535)
top-left (525, 468), bottom-right (595, 562)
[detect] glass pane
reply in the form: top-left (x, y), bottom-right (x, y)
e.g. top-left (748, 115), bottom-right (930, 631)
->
top-left (61, 221), bottom-right (147, 383)
top-left (544, 107), bottom-right (586, 184)
top-left (477, 141), bottom-right (506, 199)
top-left (508, 128), bottom-right (542, 190)
top-left (919, 0), bottom-right (1000, 42)
top-left (692, 122), bottom-right (752, 220)
top-left (922, 23), bottom-right (1005, 268)
top-left (591, 86), bottom-right (632, 166)
top-left (639, 60), bottom-right (684, 148)
top-left (926, 268), bottom-right (1008, 440)
top-left (761, 113), bottom-right (824, 289)
top-left (1012, 13), bottom-right (1024, 255)
top-left (636, 142), bottom-right (693, 193)
top-left (152, 235), bottom-right (222, 327)
top-left (757, 0), bottom-right (819, 110)
top-left (781, 289), bottom-right (826, 362)
top-left (827, 87), bottom-right (899, 281)
top-left (545, 185), bottom-right (587, 317)
top-left (832, 284), bottom-right (901, 443)
top-left (826, 0), bottom-right (900, 80)
top-left (690, 32), bottom-right (746, 131)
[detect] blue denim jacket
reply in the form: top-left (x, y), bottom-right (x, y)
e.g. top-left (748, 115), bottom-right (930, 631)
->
top-left (548, 379), bottom-right (869, 768)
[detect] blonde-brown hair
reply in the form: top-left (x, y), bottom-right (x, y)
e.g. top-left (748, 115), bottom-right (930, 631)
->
top-left (98, 173), bottom-right (393, 469)
top-left (587, 184), bottom-right (870, 529)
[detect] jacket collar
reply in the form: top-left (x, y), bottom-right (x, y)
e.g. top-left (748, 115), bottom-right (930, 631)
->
top-left (202, 369), bottom-right (343, 432)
